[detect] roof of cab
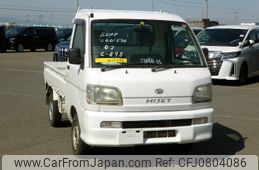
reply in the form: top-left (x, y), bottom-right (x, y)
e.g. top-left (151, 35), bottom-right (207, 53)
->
top-left (206, 25), bottom-right (259, 30)
top-left (75, 9), bottom-right (186, 23)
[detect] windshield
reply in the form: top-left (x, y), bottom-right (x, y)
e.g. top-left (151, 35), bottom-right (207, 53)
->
top-left (56, 28), bottom-right (72, 40)
top-left (5, 27), bottom-right (27, 38)
top-left (198, 28), bottom-right (248, 46)
top-left (92, 20), bottom-right (205, 68)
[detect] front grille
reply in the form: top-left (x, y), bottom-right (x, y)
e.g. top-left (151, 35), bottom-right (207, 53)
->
top-left (208, 58), bottom-right (222, 75)
top-left (122, 119), bottom-right (192, 129)
top-left (58, 48), bottom-right (69, 61)
top-left (144, 130), bottom-right (176, 139)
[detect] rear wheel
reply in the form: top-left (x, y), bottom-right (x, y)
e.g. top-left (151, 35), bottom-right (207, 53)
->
top-left (16, 43), bottom-right (24, 52)
top-left (46, 43), bottom-right (53, 51)
top-left (48, 93), bottom-right (61, 127)
top-left (71, 112), bottom-right (90, 154)
top-left (239, 64), bottom-right (248, 85)
top-left (0, 47), bottom-right (7, 52)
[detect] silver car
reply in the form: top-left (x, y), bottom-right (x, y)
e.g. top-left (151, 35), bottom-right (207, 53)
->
top-left (198, 25), bottom-right (259, 84)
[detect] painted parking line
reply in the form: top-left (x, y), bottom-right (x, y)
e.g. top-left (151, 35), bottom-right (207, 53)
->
top-left (0, 68), bottom-right (42, 74)
top-left (0, 91), bottom-right (44, 98)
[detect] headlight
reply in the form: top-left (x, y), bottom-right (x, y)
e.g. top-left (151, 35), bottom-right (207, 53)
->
top-left (192, 84), bottom-right (212, 103)
top-left (64, 48), bottom-right (69, 52)
top-left (208, 51), bottom-right (221, 59)
top-left (86, 84), bottom-right (123, 105)
top-left (222, 51), bottom-right (240, 59)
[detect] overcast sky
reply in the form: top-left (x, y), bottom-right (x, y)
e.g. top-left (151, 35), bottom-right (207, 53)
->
top-left (0, 0), bottom-right (259, 26)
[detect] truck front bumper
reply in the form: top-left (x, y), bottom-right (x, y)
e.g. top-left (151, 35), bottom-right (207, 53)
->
top-left (79, 108), bottom-right (213, 146)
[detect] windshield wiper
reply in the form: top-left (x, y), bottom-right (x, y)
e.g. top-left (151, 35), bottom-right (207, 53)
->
top-left (100, 65), bottom-right (124, 72)
top-left (101, 63), bottom-right (153, 72)
top-left (151, 64), bottom-right (174, 72)
top-left (101, 63), bottom-right (173, 72)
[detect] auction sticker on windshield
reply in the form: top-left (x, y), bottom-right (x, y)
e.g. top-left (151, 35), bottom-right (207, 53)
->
top-left (95, 58), bottom-right (128, 63)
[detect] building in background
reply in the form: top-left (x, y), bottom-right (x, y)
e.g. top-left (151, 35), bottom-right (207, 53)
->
top-left (188, 18), bottom-right (218, 28)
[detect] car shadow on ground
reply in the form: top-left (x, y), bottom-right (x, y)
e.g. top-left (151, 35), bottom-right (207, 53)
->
top-left (85, 123), bottom-right (245, 155)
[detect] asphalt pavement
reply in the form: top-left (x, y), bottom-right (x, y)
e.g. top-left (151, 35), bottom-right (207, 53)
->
top-left (0, 51), bottom-right (259, 156)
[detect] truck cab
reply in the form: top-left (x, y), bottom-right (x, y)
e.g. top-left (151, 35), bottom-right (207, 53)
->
top-left (44, 9), bottom-right (213, 154)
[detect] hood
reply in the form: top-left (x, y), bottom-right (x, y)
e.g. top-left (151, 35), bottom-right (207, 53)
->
top-left (95, 67), bottom-right (211, 112)
top-left (201, 45), bottom-right (241, 53)
top-left (98, 68), bottom-right (210, 98)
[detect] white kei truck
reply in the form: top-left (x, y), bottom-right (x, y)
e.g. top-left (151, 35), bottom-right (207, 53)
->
top-left (44, 9), bottom-right (213, 154)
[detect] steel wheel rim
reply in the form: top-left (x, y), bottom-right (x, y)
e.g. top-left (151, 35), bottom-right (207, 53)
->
top-left (47, 44), bottom-right (52, 51)
top-left (48, 101), bottom-right (53, 121)
top-left (72, 123), bottom-right (80, 150)
top-left (18, 44), bottom-right (24, 52)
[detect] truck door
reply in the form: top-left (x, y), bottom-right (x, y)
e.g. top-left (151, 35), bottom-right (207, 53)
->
top-left (65, 19), bottom-right (86, 110)
top-left (22, 28), bottom-right (34, 49)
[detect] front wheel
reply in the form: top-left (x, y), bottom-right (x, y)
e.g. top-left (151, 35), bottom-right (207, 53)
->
top-left (48, 93), bottom-right (61, 127)
top-left (239, 64), bottom-right (248, 85)
top-left (71, 113), bottom-right (91, 154)
top-left (46, 43), bottom-right (53, 51)
top-left (16, 43), bottom-right (24, 52)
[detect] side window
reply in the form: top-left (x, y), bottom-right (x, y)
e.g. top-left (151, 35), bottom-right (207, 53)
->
top-left (72, 24), bottom-right (85, 59)
top-left (247, 30), bottom-right (257, 42)
top-left (24, 29), bottom-right (34, 37)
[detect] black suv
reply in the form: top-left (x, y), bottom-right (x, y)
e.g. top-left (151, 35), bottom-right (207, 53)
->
top-left (6, 26), bottom-right (58, 52)
top-left (0, 26), bottom-right (8, 52)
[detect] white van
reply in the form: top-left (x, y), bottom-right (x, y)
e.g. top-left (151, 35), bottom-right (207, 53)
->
top-left (44, 9), bottom-right (213, 154)
top-left (198, 25), bottom-right (259, 84)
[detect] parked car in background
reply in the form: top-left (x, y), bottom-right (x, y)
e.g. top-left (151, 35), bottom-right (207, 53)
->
top-left (198, 25), bottom-right (259, 84)
top-left (53, 35), bottom-right (70, 61)
top-left (6, 26), bottom-right (58, 52)
top-left (0, 26), bottom-right (8, 52)
top-left (55, 28), bottom-right (72, 41)
top-left (191, 27), bottom-right (203, 35)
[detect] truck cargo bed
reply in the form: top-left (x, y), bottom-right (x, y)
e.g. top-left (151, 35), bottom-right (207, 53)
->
top-left (44, 62), bottom-right (67, 97)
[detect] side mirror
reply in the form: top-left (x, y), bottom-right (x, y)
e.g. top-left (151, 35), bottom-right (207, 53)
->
top-left (248, 39), bottom-right (255, 46)
top-left (68, 48), bottom-right (81, 64)
top-left (202, 48), bottom-right (209, 61)
top-left (245, 39), bottom-right (255, 47)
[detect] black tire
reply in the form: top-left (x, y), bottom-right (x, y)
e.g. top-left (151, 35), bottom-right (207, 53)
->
top-left (71, 112), bottom-right (90, 154)
top-left (0, 48), bottom-right (7, 53)
top-left (48, 93), bottom-right (61, 127)
top-left (16, 43), bottom-right (24, 52)
top-left (53, 53), bottom-right (58, 61)
top-left (239, 64), bottom-right (248, 85)
top-left (30, 48), bottom-right (35, 52)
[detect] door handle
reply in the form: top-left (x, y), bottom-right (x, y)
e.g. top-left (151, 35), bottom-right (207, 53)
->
top-left (67, 65), bottom-right (70, 70)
